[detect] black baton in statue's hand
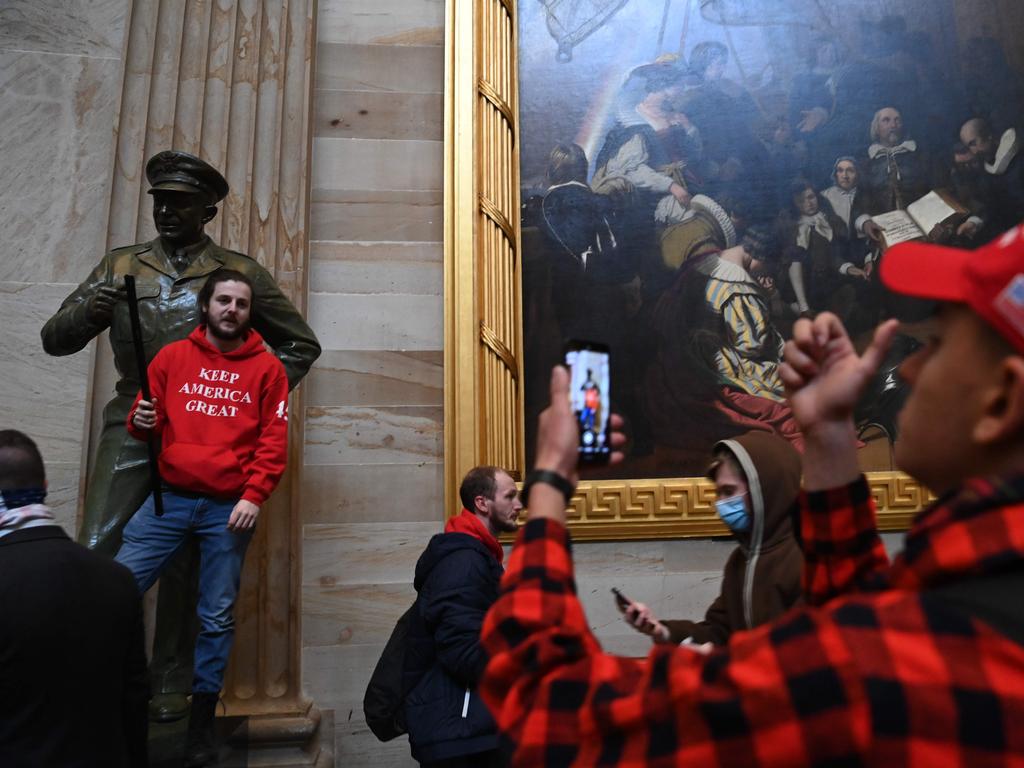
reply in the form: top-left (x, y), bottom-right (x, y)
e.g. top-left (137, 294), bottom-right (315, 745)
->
top-left (124, 275), bottom-right (164, 517)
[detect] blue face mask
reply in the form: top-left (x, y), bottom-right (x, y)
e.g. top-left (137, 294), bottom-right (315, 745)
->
top-left (715, 495), bottom-right (750, 533)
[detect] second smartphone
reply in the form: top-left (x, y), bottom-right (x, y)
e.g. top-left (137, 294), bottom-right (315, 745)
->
top-left (564, 340), bottom-right (611, 464)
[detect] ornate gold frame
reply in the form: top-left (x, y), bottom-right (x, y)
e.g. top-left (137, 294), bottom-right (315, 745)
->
top-left (442, 0), bottom-right (928, 540)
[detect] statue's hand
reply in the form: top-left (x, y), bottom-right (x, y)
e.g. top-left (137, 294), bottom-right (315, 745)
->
top-left (85, 284), bottom-right (124, 325)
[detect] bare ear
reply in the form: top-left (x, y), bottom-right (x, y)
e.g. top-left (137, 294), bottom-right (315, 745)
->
top-left (473, 495), bottom-right (489, 515)
top-left (974, 356), bottom-right (1024, 445)
top-left (203, 206), bottom-right (218, 225)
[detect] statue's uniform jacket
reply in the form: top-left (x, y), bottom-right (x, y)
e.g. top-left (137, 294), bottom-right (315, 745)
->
top-left (41, 236), bottom-right (321, 553)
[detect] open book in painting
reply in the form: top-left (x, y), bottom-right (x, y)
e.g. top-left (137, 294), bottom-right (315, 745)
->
top-left (875, 190), bottom-right (970, 249)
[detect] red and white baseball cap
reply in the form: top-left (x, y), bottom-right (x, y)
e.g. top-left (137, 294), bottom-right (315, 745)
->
top-left (881, 223), bottom-right (1024, 354)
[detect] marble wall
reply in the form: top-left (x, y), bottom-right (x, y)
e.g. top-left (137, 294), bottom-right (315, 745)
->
top-left (301, 1), bottom-right (446, 763)
top-left (0, 1), bottom-right (130, 529)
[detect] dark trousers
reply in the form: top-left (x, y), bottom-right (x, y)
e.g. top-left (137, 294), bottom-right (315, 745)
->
top-left (421, 750), bottom-right (505, 768)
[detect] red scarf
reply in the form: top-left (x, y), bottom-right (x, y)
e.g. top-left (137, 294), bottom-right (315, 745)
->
top-left (445, 509), bottom-right (504, 565)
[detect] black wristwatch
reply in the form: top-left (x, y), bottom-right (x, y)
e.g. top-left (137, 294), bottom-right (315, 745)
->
top-left (521, 469), bottom-right (575, 507)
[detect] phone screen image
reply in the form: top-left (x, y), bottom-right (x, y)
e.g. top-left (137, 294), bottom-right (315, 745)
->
top-left (565, 343), bottom-right (610, 462)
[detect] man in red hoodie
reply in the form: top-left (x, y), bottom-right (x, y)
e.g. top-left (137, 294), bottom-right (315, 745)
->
top-left (402, 466), bottom-right (522, 767)
top-left (116, 268), bottom-right (289, 767)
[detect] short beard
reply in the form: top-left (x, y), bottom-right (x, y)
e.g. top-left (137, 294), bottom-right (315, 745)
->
top-left (493, 516), bottom-right (518, 534)
top-left (208, 318), bottom-right (251, 341)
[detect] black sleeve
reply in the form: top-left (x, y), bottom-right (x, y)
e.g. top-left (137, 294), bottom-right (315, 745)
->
top-left (120, 578), bottom-right (150, 768)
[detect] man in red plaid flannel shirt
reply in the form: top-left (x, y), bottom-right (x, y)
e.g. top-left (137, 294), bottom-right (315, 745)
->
top-left (480, 224), bottom-right (1024, 766)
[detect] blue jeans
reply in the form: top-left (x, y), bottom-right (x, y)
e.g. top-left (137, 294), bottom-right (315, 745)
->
top-left (115, 491), bottom-right (252, 694)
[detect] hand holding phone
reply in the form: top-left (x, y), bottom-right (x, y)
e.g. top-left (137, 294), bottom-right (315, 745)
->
top-left (615, 589), bottom-right (672, 643)
top-left (611, 587), bottom-right (632, 612)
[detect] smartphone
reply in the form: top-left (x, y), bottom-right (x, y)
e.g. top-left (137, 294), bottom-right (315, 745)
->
top-left (564, 340), bottom-right (611, 464)
top-left (611, 587), bottom-right (632, 612)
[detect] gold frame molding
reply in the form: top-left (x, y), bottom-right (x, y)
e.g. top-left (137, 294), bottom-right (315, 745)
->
top-left (442, 0), bottom-right (928, 539)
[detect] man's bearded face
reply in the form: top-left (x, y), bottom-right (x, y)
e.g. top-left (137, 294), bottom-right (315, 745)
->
top-left (876, 108), bottom-right (904, 146)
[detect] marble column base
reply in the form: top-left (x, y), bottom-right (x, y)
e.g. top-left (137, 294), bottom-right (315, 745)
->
top-left (222, 704), bottom-right (334, 767)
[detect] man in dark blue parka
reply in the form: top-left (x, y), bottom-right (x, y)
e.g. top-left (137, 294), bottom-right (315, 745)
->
top-left (403, 466), bottom-right (522, 767)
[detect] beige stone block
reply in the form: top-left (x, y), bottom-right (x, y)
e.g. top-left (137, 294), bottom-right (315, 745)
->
top-left (312, 138), bottom-right (443, 192)
top-left (315, 43), bottom-right (442, 94)
top-left (571, 540), bottom-right (667, 577)
top-left (335, 718), bottom-right (418, 767)
top-left (0, 0), bottom-right (127, 57)
top-left (302, 642), bottom-right (383, 713)
top-left (306, 350), bottom-right (442, 407)
top-left (300, 463), bottom-right (446, 526)
top-left (46, 461), bottom-right (84, 533)
top-left (304, 405), bottom-right (443, 466)
top-left (336, 732), bottom-right (416, 766)
top-left (599, 631), bottom-right (664, 659)
top-left (302, 521), bottom-right (441, 586)
top-left (315, 89), bottom-right (442, 142)
top-left (310, 241), bottom-right (442, 296)
top-left (662, 538), bottom-right (736, 574)
top-left (0, 51), bottom-right (122, 283)
top-left (317, 0), bottom-right (444, 46)
top-left (307, 293), bottom-right (443, 351)
top-left (0, 282), bottom-right (92, 466)
top-left (310, 192), bottom-right (442, 242)
top-left (302, 643), bottom-right (419, 765)
top-left (576, 573), bottom-right (665, 640)
top-left (576, 571), bottom-right (723, 656)
top-left (660, 570), bottom-right (726, 622)
top-left (302, 582), bottom-right (416, 646)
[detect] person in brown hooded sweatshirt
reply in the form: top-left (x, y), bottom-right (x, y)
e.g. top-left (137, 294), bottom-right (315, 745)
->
top-left (623, 430), bottom-right (803, 646)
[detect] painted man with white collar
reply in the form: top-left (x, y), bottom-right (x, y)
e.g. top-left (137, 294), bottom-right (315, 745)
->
top-left (860, 107), bottom-right (935, 231)
top-left (961, 117), bottom-right (1024, 234)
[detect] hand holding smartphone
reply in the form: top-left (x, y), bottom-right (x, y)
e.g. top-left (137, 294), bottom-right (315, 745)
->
top-left (611, 587), bottom-right (632, 612)
top-left (564, 340), bottom-right (611, 464)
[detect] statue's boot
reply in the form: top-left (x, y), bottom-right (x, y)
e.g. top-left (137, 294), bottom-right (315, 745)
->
top-left (149, 692), bottom-right (190, 722)
top-left (184, 692), bottom-right (219, 767)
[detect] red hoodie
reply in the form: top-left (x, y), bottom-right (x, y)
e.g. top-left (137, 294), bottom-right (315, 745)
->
top-left (445, 509), bottom-right (504, 565)
top-left (127, 326), bottom-right (289, 505)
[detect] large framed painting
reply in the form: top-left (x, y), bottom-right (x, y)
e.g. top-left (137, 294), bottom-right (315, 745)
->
top-left (444, 0), bottom-right (1024, 539)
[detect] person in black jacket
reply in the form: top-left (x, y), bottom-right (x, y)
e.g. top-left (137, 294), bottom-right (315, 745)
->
top-left (0, 429), bottom-right (149, 768)
top-left (403, 465), bottom-right (522, 767)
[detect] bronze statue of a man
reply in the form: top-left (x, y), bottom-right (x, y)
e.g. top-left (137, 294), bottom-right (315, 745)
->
top-left (41, 150), bottom-right (321, 720)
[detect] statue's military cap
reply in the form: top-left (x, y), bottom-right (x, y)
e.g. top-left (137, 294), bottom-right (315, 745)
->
top-left (146, 150), bottom-right (230, 204)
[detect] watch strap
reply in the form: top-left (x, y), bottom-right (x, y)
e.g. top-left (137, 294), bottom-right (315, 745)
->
top-left (522, 469), bottom-right (575, 507)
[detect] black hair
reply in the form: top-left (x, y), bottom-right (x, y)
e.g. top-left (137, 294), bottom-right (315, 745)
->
top-left (689, 42), bottom-right (728, 77)
top-left (741, 223), bottom-right (777, 262)
top-left (547, 143), bottom-right (589, 186)
top-left (0, 430), bottom-right (46, 490)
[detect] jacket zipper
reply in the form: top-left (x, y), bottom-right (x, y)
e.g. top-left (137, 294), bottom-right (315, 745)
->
top-left (462, 689), bottom-right (471, 718)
